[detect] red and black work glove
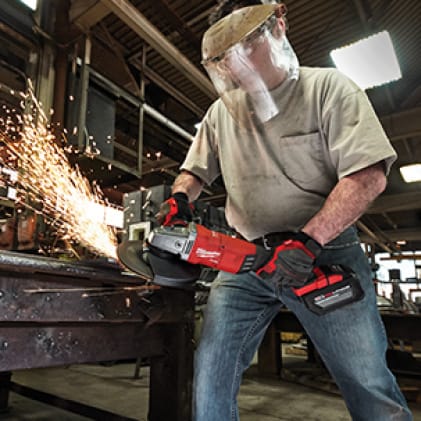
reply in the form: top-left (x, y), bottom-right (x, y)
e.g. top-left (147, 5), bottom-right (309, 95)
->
top-left (155, 192), bottom-right (193, 226)
top-left (256, 232), bottom-right (322, 288)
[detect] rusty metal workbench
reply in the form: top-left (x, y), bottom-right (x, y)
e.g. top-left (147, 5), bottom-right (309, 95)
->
top-left (0, 250), bottom-right (195, 421)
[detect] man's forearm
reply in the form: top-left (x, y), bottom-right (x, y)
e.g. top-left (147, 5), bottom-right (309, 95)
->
top-left (172, 170), bottom-right (204, 201)
top-left (302, 163), bottom-right (387, 246)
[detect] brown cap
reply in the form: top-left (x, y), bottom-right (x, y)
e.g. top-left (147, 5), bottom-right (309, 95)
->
top-left (202, 4), bottom-right (286, 63)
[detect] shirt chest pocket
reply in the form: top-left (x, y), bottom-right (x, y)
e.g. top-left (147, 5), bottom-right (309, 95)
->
top-left (277, 132), bottom-right (328, 185)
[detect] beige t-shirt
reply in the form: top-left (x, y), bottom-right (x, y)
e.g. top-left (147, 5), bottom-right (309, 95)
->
top-left (181, 67), bottom-right (397, 240)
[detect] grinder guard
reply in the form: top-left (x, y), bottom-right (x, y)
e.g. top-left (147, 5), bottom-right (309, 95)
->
top-left (117, 240), bottom-right (201, 287)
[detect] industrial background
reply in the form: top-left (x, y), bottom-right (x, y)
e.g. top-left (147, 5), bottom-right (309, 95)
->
top-left (0, 0), bottom-right (420, 420)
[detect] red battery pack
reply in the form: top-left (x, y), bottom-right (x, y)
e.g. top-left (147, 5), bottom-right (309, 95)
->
top-left (293, 265), bottom-right (365, 315)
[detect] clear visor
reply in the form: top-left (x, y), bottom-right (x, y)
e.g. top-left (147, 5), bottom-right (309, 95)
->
top-left (203, 15), bottom-right (299, 127)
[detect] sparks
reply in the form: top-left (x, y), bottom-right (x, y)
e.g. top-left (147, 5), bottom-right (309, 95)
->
top-left (0, 83), bottom-right (118, 259)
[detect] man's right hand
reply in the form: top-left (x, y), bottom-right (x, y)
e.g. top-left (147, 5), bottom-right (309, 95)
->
top-left (155, 192), bottom-right (193, 226)
top-left (256, 232), bottom-right (322, 288)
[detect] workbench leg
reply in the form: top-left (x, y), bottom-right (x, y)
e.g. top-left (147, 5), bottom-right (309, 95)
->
top-left (0, 372), bottom-right (12, 413)
top-left (258, 323), bottom-right (281, 377)
top-left (148, 290), bottom-right (195, 421)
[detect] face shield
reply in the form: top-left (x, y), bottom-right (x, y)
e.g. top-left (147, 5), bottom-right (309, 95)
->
top-left (202, 4), bottom-right (299, 127)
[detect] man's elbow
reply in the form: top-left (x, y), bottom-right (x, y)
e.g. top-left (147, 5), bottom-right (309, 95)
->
top-left (376, 171), bottom-right (387, 195)
top-left (368, 163), bottom-right (387, 198)
top-left (350, 162), bottom-right (387, 199)
top-left (180, 170), bottom-right (204, 186)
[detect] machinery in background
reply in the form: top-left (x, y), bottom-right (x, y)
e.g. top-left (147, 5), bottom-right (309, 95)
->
top-left (0, 202), bottom-right (61, 255)
top-left (0, 163), bottom-right (64, 255)
top-left (0, 158), bottom-right (119, 258)
top-left (122, 184), bottom-right (232, 243)
top-left (0, 207), bottom-right (15, 250)
top-left (0, 162), bottom-right (20, 251)
top-left (376, 268), bottom-right (420, 314)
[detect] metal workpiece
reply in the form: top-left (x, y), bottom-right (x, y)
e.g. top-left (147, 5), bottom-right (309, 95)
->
top-left (0, 276), bottom-right (151, 323)
top-left (0, 273), bottom-right (192, 325)
top-left (0, 250), bottom-right (145, 283)
top-left (0, 251), bottom-right (159, 323)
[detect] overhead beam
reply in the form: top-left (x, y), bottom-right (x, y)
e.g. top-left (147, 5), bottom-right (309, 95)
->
top-left (351, 0), bottom-right (374, 32)
top-left (100, 0), bottom-right (216, 100)
top-left (70, 0), bottom-right (111, 32)
top-left (401, 85), bottom-right (421, 108)
top-left (356, 221), bottom-right (393, 253)
top-left (97, 22), bottom-right (141, 96)
top-left (144, 0), bottom-right (201, 50)
top-left (380, 107), bottom-right (421, 142)
top-left (379, 254), bottom-right (421, 261)
top-left (90, 29), bottom-right (206, 118)
top-left (360, 228), bottom-right (421, 243)
top-left (367, 191), bottom-right (421, 214)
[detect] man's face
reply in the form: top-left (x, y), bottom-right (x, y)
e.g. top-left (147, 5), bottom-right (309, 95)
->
top-left (214, 16), bottom-right (287, 92)
top-left (202, 4), bottom-right (296, 126)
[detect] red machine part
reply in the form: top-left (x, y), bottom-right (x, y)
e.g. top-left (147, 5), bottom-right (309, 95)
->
top-left (186, 223), bottom-right (259, 273)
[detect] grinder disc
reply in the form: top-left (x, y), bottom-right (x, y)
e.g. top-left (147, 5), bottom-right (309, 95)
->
top-left (117, 241), bottom-right (201, 287)
top-left (147, 248), bottom-right (201, 287)
top-left (117, 241), bottom-right (154, 280)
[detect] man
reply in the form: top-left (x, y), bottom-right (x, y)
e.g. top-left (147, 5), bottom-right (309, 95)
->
top-left (157, 1), bottom-right (412, 420)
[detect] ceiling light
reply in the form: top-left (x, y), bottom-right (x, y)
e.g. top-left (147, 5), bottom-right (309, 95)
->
top-left (19, 0), bottom-right (37, 10)
top-left (400, 164), bottom-right (421, 183)
top-left (330, 31), bottom-right (401, 90)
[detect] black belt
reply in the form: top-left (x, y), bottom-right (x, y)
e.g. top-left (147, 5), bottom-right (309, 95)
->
top-left (252, 232), bottom-right (296, 248)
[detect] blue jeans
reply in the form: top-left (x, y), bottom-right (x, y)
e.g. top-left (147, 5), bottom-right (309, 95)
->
top-left (193, 226), bottom-right (412, 421)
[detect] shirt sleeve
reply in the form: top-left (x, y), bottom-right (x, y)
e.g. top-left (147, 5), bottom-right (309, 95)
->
top-left (322, 79), bottom-right (397, 178)
top-left (180, 107), bottom-right (221, 185)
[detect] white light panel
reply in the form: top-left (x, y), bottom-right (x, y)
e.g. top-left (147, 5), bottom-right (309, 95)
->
top-left (330, 31), bottom-right (401, 90)
top-left (400, 164), bottom-right (421, 183)
top-left (20, 0), bottom-right (37, 10)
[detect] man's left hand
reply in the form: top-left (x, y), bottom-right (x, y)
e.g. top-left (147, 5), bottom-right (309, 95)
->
top-left (155, 192), bottom-right (193, 226)
top-left (256, 232), bottom-right (322, 287)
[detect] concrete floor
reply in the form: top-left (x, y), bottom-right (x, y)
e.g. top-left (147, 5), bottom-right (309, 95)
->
top-left (1, 360), bottom-right (421, 420)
